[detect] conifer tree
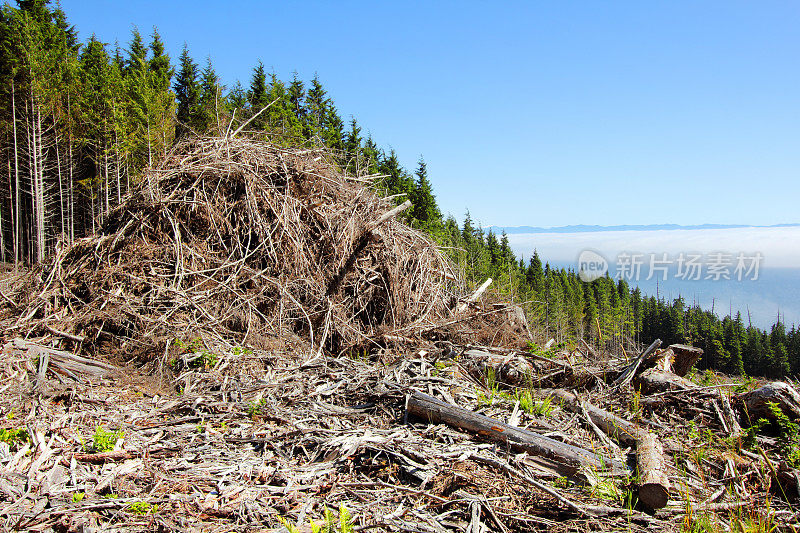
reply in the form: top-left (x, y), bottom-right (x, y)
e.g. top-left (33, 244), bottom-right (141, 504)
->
top-left (227, 80), bottom-right (247, 111)
top-left (287, 72), bottom-right (305, 124)
top-left (148, 27), bottom-right (171, 91)
top-left (173, 44), bottom-right (199, 136)
top-left (343, 118), bottom-right (362, 173)
top-left (410, 157), bottom-right (440, 228)
top-left (197, 56), bottom-right (221, 133)
top-left (125, 26), bottom-right (146, 75)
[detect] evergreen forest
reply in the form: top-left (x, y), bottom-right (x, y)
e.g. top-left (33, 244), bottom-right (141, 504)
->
top-left (1, 0), bottom-right (798, 379)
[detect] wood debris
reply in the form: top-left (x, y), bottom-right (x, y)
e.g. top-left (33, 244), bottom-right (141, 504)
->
top-left (0, 137), bottom-right (797, 532)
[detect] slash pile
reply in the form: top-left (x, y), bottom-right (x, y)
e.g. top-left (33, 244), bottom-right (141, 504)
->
top-left (1, 136), bottom-right (459, 362)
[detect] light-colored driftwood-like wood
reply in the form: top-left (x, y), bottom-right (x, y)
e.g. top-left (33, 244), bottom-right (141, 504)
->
top-left (456, 278), bottom-right (492, 314)
top-left (405, 391), bottom-right (624, 476)
top-left (635, 432), bottom-right (670, 509)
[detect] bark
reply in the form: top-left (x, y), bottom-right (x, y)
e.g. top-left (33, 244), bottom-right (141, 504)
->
top-left (405, 391), bottom-right (625, 476)
top-left (11, 79), bottom-right (20, 267)
top-left (636, 432), bottom-right (671, 509)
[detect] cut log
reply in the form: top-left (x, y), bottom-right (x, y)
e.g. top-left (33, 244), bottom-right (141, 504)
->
top-left (405, 391), bottom-right (625, 476)
top-left (634, 368), bottom-right (698, 395)
top-left (669, 344), bottom-right (704, 376)
top-left (737, 382), bottom-right (800, 424)
top-left (636, 432), bottom-right (671, 509)
top-left (540, 389), bottom-right (670, 509)
top-left (494, 303), bottom-right (533, 340)
top-left (461, 348), bottom-right (566, 388)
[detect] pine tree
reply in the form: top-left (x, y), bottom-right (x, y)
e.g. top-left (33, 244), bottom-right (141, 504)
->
top-left (148, 27), bottom-right (171, 88)
top-left (173, 44), bottom-right (199, 136)
top-left (125, 26), bottom-right (146, 75)
top-left (287, 72), bottom-right (305, 124)
top-left (410, 156), bottom-right (441, 228)
top-left (197, 56), bottom-right (221, 133)
top-left (249, 61), bottom-right (266, 108)
top-left (227, 80), bottom-right (247, 111)
top-left (305, 73), bottom-right (327, 141)
top-left (343, 118), bottom-right (362, 173)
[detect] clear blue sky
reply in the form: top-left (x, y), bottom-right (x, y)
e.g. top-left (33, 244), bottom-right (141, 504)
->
top-left (59, 1), bottom-right (800, 228)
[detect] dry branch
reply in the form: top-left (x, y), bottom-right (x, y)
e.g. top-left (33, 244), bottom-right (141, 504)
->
top-left (612, 338), bottom-right (662, 388)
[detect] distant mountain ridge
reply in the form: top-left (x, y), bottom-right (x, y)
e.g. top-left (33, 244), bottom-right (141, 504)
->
top-left (489, 223), bottom-right (800, 234)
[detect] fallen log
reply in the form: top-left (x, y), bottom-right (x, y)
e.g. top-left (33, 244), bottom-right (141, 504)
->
top-left (737, 381), bottom-right (800, 424)
top-left (669, 344), bottom-right (704, 376)
top-left (634, 368), bottom-right (698, 395)
top-left (405, 391), bottom-right (625, 477)
top-left (635, 432), bottom-right (671, 510)
top-left (612, 339), bottom-right (662, 388)
top-left (540, 389), bottom-right (670, 509)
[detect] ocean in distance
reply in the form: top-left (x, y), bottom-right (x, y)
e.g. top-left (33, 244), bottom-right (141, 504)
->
top-left (505, 226), bottom-right (800, 330)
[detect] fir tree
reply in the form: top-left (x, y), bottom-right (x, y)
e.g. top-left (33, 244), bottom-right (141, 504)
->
top-left (410, 156), bottom-right (441, 228)
top-left (173, 44), bottom-right (199, 136)
top-left (125, 26), bottom-right (146, 75)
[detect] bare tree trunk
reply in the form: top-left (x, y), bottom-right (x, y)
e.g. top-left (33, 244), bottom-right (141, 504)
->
top-left (1, 156), bottom-right (6, 263)
top-left (12, 79), bottom-right (20, 268)
top-left (147, 118), bottom-right (152, 167)
top-left (66, 92), bottom-right (74, 244)
top-left (114, 129), bottom-right (121, 204)
top-left (55, 130), bottom-right (65, 239)
top-left (104, 140), bottom-right (110, 218)
top-left (35, 105), bottom-right (45, 262)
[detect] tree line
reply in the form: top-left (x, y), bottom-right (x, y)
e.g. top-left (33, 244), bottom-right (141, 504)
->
top-left (1, 0), bottom-right (797, 379)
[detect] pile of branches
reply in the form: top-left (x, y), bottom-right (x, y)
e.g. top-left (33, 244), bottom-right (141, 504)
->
top-left (2, 136), bottom-right (460, 360)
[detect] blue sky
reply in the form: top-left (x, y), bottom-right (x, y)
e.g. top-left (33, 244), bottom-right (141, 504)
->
top-left (59, 1), bottom-right (800, 228)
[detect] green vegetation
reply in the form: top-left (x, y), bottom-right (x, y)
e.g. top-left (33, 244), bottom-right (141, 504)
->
top-left (765, 402), bottom-right (800, 468)
top-left (126, 501), bottom-right (158, 515)
top-left (92, 426), bottom-right (123, 452)
top-left (71, 492), bottom-right (84, 503)
top-left (172, 338), bottom-right (218, 370)
top-left (0, 426), bottom-right (30, 449)
top-left (247, 398), bottom-right (266, 419)
top-left (278, 503), bottom-right (354, 533)
top-left (0, 0), bottom-right (797, 381)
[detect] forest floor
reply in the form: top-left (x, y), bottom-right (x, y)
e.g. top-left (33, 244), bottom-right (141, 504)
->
top-left (1, 136), bottom-right (799, 532)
